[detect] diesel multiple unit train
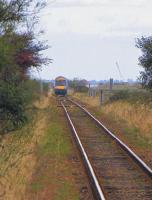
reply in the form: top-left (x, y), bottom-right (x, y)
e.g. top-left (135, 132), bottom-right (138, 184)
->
top-left (54, 76), bottom-right (68, 95)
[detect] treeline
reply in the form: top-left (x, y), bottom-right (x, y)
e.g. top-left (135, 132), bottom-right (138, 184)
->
top-left (68, 78), bottom-right (88, 92)
top-left (0, 0), bottom-right (50, 133)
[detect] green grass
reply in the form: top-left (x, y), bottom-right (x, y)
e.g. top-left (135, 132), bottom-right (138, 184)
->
top-left (124, 126), bottom-right (151, 148)
top-left (38, 122), bottom-right (70, 158)
top-left (30, 182), bottom-right (44, 192)
top-left (73, 84), bottom-right (152, 105)
top-left (0, 96), bottom-right (80, 199)
top-left (108, 89), bottom-right (152, 104)
top-left (28, 104), bottom-right (79, 199)
top-left (55, 182), bottom-right (78, 200)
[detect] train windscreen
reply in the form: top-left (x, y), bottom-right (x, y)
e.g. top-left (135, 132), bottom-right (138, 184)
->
top-left (55, 80), bottom-right (66, 86)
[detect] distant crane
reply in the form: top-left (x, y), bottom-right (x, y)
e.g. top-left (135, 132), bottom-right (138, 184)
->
top-left (116, 62), bottom-right (124, 81)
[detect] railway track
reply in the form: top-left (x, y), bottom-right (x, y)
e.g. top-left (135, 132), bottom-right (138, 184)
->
top-left (58, 97), bottom-right (152, 200)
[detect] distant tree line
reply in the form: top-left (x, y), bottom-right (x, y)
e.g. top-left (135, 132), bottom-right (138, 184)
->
top-left (0, 0), bottom-right (51, 132)
top-left (68, 78), bottom-right (88, 92)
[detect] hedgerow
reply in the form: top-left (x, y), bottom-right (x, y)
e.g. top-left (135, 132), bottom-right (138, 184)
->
top-left (0, 1), bottom-right (51, 133)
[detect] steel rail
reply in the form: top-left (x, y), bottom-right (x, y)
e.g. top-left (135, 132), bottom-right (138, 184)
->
top-left (61, 101), bottom-right (106, 200)
top-left (68, 98), bottom-right (152, 178)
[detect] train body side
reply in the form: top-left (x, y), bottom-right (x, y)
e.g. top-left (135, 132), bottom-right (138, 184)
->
top-left (54, 76), bottom-right (68, 95)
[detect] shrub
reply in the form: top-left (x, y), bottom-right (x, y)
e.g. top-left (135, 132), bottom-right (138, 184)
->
top-left (0, 1), bottom-right (51, 133)
top-left (109, 89), bottom-right (152, 105)
top-left (110, 90), bottom-right (130, 102)
top-left (0, 79), bottom-right (45, 132)
top-left (75, 86), bottom-right (88, 93)
top-left (0, 82), bottom-right (27, 132)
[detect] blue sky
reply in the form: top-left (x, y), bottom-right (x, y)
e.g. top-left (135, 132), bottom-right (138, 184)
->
top-left (33, 0), bottom-right (152, 81)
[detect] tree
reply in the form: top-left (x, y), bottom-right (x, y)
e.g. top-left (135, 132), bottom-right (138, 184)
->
top-left (68, 78), bottom-right (88, 93)
top-left (0, 0), bottom-right (51, 132)
top-left (136, 36), bottom-right (152, 89)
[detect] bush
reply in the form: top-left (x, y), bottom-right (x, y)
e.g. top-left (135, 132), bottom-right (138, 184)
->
top-left (0, 82), bottom-right (27, 132)
top-left (43, 82), bottom-right (50, 96)
top-left (109, 89), bottom-right (152, 104)
top-left (0, 1), bottom-right (51, 134)
top-left (0, 79), bottom-right (45, 132)
top-left (74, 86), bottom-right (88, 93)
top-left (110, 90), bottom-right (130, 102)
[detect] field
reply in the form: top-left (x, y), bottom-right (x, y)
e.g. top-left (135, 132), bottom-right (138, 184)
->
top-left (72, 84), bottom-right (152, 167)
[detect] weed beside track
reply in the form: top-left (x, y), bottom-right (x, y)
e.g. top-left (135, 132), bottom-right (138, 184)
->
top-left (72, 93), bottom-right (152, 167)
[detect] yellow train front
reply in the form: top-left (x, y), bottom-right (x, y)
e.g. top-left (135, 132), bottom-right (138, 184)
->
top-left (54, 76), bottom-right (68, 96)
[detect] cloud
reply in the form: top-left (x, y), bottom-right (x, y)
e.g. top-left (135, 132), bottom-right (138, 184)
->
top-left (38, 0), bottom-right (152, 80)
top-left (41, 0), bottom-right (152, 38)
top-left (49, 0), bottom-right (149, 8)
top-left (49, 0), bottom-right (106, 8)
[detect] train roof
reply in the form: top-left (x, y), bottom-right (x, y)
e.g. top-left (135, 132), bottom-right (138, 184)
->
top-left (55, 76), bottom-right (66, 81)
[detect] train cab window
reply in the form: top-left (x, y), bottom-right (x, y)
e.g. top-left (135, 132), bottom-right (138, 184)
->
top-left (55, 81), bottom-right (66, 86)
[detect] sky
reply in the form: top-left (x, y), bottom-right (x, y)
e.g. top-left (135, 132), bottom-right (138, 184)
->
top-left (33, 0), bottom-right (152, 81)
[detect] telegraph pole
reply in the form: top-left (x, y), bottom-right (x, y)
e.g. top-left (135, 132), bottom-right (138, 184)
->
top-left (37, 69), bottom-right (43, 95)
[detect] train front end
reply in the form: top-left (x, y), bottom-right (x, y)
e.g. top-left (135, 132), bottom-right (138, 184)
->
top-left (54, 76), bottom-right (67, 96)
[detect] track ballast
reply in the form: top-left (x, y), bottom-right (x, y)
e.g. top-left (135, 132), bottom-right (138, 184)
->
top-left (59, 97), bottom-right (152, 200)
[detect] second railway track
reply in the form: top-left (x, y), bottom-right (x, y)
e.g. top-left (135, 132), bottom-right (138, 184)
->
top-left (58, 97), bottom-right (152, 200)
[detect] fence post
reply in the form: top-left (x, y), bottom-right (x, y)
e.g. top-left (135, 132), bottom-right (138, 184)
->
top-left (100, 90), bottom-right (104, 105)
top-left (88, 83), bottom-right (91, 96)
top-left (92, 89), bottom-right (94, 97)
top-left (93, 89), bottom-right (95, 97)
top-left (91, 89), bottom-right (93, 96)
top-left (109, 78), bottom-right (113, 91)
top-left (95, 89), bottom-right (97, 96)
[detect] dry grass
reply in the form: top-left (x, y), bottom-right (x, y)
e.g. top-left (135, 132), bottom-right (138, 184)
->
top-left (72, 92), bottom-right (152, 146)
top-left (0, 96), bottom-right (50, 200)
top-left (72, 92), bottom-right (152, 168)
top-left (103, 101), bottom-right (152, 144)
top-left (74, 93), bottom-right (100, 107)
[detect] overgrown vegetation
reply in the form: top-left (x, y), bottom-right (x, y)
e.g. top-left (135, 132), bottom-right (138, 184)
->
top-left (103, 100), bottom-right (152, 147)
top-left (0, 0), bottom-right (51, 132)
top-left (72, 90), bottom-right (152, 167)
top-left (27, 99), bottom-right (79, 200)
top-left (0, 95), bottom-right (50, 200)
top-left (109, 89), bottom-right (152, 104)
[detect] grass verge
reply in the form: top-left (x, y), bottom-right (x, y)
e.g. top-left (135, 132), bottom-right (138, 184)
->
top-left (0, 96), bottom-right (50, 200)
top-left (26, 97), bottom-right (79, 200)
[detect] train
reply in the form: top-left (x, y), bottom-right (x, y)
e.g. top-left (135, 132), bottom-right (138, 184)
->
top-left (54, 76), bottom-right (68, 95)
